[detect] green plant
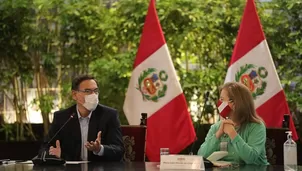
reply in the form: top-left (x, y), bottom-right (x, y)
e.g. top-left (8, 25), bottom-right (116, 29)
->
top-left (0, 0), bottom-right (301, 142)
top-left (261, 0), bottom-right (302, 138)
top-left (0, 0), bottom-right (36, 141)
top-left (0, 124), bottom-right (15, 141)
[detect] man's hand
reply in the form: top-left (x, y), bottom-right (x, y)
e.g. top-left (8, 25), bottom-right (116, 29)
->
top-left (49, 140), bottom-right (61, 158)
top-left (85, 131), bottom-right (102, 153)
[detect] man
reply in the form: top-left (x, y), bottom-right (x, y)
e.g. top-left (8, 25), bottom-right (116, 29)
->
top-left (46, 75), bottom-right (124, 161)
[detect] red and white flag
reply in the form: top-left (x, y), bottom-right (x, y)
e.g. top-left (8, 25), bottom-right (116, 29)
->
top-left (217, 100), bottom-right (232, 119)
top-left (123, 0), bottom-right (196, 161)
top-left (225, 0), bottom-right (298, 140)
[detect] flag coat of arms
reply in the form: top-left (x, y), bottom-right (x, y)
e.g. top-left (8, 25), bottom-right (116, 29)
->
top-left (123, 0), bottom-right (196, 161)
top-left (225, 0), bottom-right (298, 140)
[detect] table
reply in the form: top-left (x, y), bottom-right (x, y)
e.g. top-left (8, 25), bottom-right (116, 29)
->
top-left (0, 162), bottom-right (301, 171)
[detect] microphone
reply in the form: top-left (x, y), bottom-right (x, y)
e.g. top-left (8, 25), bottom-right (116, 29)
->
top-left (32, 113), bottom-right (75, 165)
top-left (204, 91), bottom-right (210, 101)
top-left (189, 92), bottom-right (213, 168)
top-left (189, 91), bottom-right (210, 155)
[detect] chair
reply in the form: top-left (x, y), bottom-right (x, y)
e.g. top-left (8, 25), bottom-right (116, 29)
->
top-left (265, 128), bottom-right (288, 165)
top-left (121, 125), bottom-right (147, 162)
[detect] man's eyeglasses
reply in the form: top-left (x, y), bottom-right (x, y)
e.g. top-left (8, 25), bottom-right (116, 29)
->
top-left (77, 89), bottom-right (99, 94)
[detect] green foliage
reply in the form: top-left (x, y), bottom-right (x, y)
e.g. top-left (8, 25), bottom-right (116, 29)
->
top-left (157, 0), bottom-right (244, 122)
top-left (260, 0), bottom-right (302, 137)
top-left (0, 124), bottom-right (15, 141)
top-left (90, 53), bottom-right (134, 124)
top-left (0, 0), bottom-right (36, 141)
top-left (60, 82), bottom-right (75, 110)
top-left (0, 0), bottom-right (34, 86)
top-left (89, 0), bottom-right (245, 124)
top-left (0, 0), bottom-right (302, 140)
top-left (32, 94), bottom-right (55, 116)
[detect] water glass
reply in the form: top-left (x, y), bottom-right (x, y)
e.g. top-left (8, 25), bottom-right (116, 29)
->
top-left (160, 148), bottom-right (169, 155)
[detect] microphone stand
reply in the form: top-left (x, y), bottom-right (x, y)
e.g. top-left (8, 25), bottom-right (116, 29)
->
top-left (32, 113), bottom-right (75, 165)
top-left (189, 92), bottom-right (210, 155)
top-left (188, 92), bottom-right (214, 168)
top-left (46, 114), bottom-right (75, 147)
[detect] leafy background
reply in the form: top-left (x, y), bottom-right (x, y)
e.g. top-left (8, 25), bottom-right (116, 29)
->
top-left (0, 0), bottom-right (301, 141)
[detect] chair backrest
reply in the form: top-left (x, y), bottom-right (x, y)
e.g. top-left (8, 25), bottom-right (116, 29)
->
top-left (120, 124), bottom-right (288, 164)
top-left (265, 128), bottom-right (288, 165)
top-left (121, 125), bottom-right (147, 162)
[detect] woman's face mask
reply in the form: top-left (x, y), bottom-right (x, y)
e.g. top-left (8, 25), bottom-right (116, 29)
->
top-left (217, 100), bottom-right (232, 119)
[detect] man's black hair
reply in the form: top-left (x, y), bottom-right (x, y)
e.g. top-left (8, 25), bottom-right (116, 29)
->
top-left (71, 75), bottom-right (97, 90)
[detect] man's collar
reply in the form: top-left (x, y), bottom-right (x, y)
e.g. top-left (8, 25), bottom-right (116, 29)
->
top-left (76, 105), bottom-right (92, 119)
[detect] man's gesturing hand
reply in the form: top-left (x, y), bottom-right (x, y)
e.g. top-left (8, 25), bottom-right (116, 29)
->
top-left (85, 131), bottom-right (102, 153)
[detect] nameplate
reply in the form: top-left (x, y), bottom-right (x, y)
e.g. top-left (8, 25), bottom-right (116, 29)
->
top-left (160, 155), bottom-right (204, 170)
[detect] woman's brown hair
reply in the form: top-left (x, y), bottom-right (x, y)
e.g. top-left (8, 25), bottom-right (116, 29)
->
top-left (220, 82), bottom-right (263, 126)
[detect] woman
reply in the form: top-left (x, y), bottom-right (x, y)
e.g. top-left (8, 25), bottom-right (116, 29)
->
top-left (197, 82), bottom-right (268, 165)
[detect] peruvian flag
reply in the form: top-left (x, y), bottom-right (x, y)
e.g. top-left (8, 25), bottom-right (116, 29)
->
top-left (225, 0), bottom-right (298, 140)
top-left (123, 0), bottom-right (196, 161)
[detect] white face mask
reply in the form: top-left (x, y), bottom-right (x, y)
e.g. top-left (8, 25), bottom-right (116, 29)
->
top-left (83, 93), bottom-right (99, 111)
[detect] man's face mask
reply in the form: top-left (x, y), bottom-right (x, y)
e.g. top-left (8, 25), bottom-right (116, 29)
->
top-left (83, 93), bottom-right (99, 111)
top-left (217, 100), bottom-right (232, 119)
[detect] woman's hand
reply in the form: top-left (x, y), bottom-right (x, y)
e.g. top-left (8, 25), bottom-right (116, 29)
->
top-left (223, 120), bottom-right (237, 140)
top-left (216, 119), bottom-right (235, 138)
top-left (216, 119), bottom-right (235, 139)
